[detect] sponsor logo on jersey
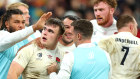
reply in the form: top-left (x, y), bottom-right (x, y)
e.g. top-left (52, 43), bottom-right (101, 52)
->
top-left (36, 53), bottom-right (42, 60)
top-left (47, 55), bottom-right (52, 59)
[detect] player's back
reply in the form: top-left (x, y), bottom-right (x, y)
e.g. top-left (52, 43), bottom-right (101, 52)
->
top-left (98, 32), bottom-right (140, 79)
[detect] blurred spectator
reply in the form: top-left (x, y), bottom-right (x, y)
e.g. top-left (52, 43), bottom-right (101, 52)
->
top-left (54, 5), bottom-right (65, 19)
top-left (0, 0), bottom-right (139, 35)
top-left (134, 5), bottom-right (140, 29)
top-left (121, 3), bottom-right (133, 16)
top-left (0, 0), bottom-right (6, 17)
top-left (27, 0), bottom-right (46, 25)
top-left (85, 10), bottom-right (95, 20)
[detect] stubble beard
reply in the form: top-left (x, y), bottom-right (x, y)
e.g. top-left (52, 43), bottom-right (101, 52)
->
top-left (62, 37), bottom-right (73, 45)
top-left (9, 26), bottom-right (16, 33)
top-left (97, 13), bottom-right (110, 26)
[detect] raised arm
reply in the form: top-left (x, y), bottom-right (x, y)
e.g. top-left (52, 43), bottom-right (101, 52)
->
top-left (0, 12), bottom-right (52, 52)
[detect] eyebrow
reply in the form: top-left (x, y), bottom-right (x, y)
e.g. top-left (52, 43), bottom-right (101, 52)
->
top-left (14, 19), bottom-right (25, 21)
top-left (48, 29), bottom-right (54, 33)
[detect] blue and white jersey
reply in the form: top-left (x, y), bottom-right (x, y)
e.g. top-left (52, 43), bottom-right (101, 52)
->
top-left (0, 41), bottom-right (23, 79)
top-left (70, 43), bottom-right (110, 79)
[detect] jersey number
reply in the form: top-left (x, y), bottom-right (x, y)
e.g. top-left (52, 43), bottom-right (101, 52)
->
top-left (121, 46), bottom-right (129, 65)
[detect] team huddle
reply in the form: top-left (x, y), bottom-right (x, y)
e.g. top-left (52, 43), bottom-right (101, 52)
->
top-left (0, 0), bottom-right (140, 79)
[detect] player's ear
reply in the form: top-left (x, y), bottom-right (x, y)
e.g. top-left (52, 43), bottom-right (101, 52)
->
top-left (77, 33), bottom-right (82, 41)
top-left (58, 35), bottom-right (62, 41)
top-left (129, 22), bottom-right (134, 32)
top-left (110, 8), bottom-right (115, 15)
top-left (5, 21), bottom-right (9, 30)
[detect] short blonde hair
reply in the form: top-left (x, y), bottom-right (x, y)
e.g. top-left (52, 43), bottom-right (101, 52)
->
top-left (7, 2), bottom-right (29, 10)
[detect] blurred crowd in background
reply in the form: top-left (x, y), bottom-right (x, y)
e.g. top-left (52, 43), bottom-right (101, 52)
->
top-left (0, 0), bottom-right (140, 28)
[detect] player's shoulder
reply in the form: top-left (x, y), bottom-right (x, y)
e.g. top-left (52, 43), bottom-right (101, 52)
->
top-left (101, 34), bottom-right (115, 41)
top-left (117, 32), bottom-right (140, 40)
top-left (18, 42), bottom-right (36, 52)
top-left (90, 19), bottom-right (97, 25)
top-left (90, 19), bottom-right (96, 22)
top-left (90, 19), bottom-right (100, 28)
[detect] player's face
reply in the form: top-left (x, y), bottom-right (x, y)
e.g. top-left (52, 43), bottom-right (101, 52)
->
top-left (18, 6), bottom-right (30, 26)
top-left (41, 25), bottom-right (60, 49)
top-left (62, 18), bottom-right (74, 44)
top-left (6, 14), bottom-right (25, 33)
top-left (93, 2), bottom-right (113, 26)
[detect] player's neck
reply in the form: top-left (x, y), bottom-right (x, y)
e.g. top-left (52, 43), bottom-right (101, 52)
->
top-left (77, 39), bottom-right (91, 46)
top-left (118, 27), bottom-right (131, 33)
top-left (44, 44), bottom-right (57, 50)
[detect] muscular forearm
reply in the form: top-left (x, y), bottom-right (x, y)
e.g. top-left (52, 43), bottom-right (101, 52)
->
top-left (7, 61), bottom-right (24, 79)
top-left (7, 71), bottom-right (18, 79)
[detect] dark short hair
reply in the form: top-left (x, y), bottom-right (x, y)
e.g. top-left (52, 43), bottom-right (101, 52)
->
top-left (1, 9), bottom-right (23, 30)
top-left (92, 0), bottom-right (117, 9)
top-left (62, 15), bottom-right (81, 21)
top-left (117, 15), bottom-right (135, 30)
top-left (71, 19), bottom-right (93, 39)
top-left (45, 18), bottom-right (64, 35)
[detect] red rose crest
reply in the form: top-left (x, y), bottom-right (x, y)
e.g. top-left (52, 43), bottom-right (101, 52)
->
top-left (56, 57), bottom-right (60, 63)
top-left (114, 32), bottom-right (118, 34)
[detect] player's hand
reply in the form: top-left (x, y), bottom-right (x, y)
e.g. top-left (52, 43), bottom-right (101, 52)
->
top-left (47, 62), bottom-right (58, 75)
top-left (33, 12), bottom-right (52, 32)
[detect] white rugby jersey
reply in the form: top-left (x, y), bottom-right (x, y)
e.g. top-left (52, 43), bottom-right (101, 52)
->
top-left (14, 43), bottom-right (62, 79)
top-left (90, 19), bottom-right (118, 43)
top-left (98, 32), bottom-right (140, 79)
top-left (56, 42), bottom-right (76, 62)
